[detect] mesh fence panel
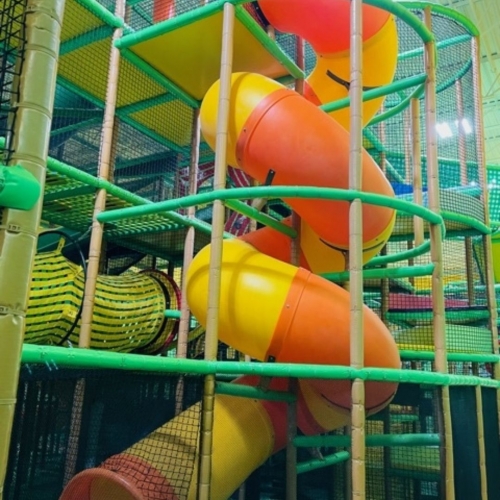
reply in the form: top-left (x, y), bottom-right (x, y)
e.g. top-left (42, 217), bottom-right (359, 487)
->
top-left (0, 0), bottom-right (27, 161)
top-left (5, 365), bottom-right (203, 500)
top-left (364, 10), bottom-right (495, 356)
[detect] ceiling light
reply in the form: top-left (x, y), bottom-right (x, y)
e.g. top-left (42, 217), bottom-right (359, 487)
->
top-left (436, 122), bottom-right (453, 139)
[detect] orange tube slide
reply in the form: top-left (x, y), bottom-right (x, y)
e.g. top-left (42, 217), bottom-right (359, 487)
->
top-left (60, 1), bottom-right (400, 499)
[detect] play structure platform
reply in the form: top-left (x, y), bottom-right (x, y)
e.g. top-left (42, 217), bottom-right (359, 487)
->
top-left (1, 0), bottom-right (500, 499)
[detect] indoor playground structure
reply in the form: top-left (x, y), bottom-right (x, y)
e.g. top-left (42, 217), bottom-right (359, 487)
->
top-left (1, 0), bottom-right (500, 499)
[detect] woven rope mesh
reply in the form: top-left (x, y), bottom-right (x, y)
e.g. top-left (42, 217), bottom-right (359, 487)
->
top-left (0, 0), bottom-right (26, 161)
top-left (362, 10), bottom-right (495, 357)
top-left (4, 365), bottom-right (203, 500)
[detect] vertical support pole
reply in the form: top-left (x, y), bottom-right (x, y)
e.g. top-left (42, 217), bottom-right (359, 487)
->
top-left (378, 112), bottom-right (390, 324)
top-left (78, 0), bottom-right (125, 349)
top-left (404, 107), bottom-right (412, 184)
top-left (62, 0), bottom-right (125, 486)
top-left (284, 34), bottom-right (305, 500)
top-left (471, 35), bottom-right (500, 431)
top-left (349, 1), bottom-right (365, 499)
top-left (0, 0), bottom-right (64, 494)
top-left (423, 9), bottom-right (455, 500)
top-left (378, 109), bottom-right (392, 500)
top-left (411, 98), bottom-right (424, 247)
top-left (175, 109), bottom-right (200, 416)
top-left (198, 4), bottom-right (234, 499)
top-left (475, 385), bottom-right (488, 500)
top-left (286, 377), bottom-right (298, 500)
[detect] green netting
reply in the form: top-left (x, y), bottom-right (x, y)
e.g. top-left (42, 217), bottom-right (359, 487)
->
top-left (362, 8), bottom-right (496, 356)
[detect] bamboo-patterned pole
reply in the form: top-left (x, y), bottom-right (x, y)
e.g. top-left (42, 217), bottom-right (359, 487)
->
top-left (198, 3), bottom-right (234, 498)
top-left (62, 0), bottom-right (126, 485)
top-left (423, 8), bottom-right (455, 499)
top-left (377, 111), bottom-right (392, 500)
top-left (78, 0), bottom-right (126, 349)
top-left (404, 107), bottom-right (412, 184)
top-left (349, 1), bottom-right (365, 499)
top-left (285, 34), bottom-right (305, 500)
top-left (411, 98), bottom-right (424, 248)
top-left (475, 385), bottom-right (488, 499)
top-left (455, 79), bottom-right (476, 305)
top-left (175, 109), bottom-right (200, 416)
top-left (471, 35), bottom-right (500, 432)
top-left (378, 113), bottom-right (390, 324)
top-left (0, 0), bottom-right (64, 493)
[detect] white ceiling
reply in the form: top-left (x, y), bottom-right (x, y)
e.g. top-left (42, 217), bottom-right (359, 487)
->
top-left (434, 0), bottom-right (500, 163)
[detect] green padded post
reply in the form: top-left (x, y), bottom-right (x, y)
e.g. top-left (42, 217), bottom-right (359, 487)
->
top-left (0, 165), bottom-right (40, 210)
top-left (0, 0), bottom-right (64, 495)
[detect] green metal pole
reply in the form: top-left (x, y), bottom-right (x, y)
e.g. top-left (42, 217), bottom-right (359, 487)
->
top-left (320, 73), bottom-right (426, 114)
top-left (297, 451), bottom-right (350, 475)
top-left (294, 433), bottom-right (440, 449)
top-left (349, 1), bottom-right (366, 498)
top-left (96, 185), bottom-right (445, 228)
top-left (19, 343), bottom-right (500, 388)
top-left (0, 0), bottom-right (64, 496)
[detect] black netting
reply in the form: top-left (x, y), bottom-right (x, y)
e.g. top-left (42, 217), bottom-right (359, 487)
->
top-left (0, 0), bottom-right (27, 161)
top-left (4, 365), bottom-right (203, 500)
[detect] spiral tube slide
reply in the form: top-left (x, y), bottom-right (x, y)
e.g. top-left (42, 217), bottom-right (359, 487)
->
top-left (61, 1), bottom-right (401, 498)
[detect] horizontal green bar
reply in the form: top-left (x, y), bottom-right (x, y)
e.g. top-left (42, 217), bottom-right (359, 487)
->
top-left (117, 92), bottom-right (176, 115)
top-left (75, 0), bottom-right (124, 28)
top-left (33, 152), bottom-right (228, 238)
top-left (55, 76), bottom-right (184, 152)
top-left (368, 83), bottom-right (425, 127)
top-left (164, 309), bottom-right (181, 319)
top-left (225, 199), bottom-right (297, 238)
top-left (120, 49), bottom-right (198, 108)
top-left (400, 1), bottom-right (480, 36)
top-left (368, 0), bottom-right (434, 43)
top-left (400, 350), bottom-right (499, 363)
top-left (398, 34), bottom-right (471, 61)
top-left (20, 344), bottom-right (500, 388)
top-left (323, 263), bottom-right (434, 282)
top-left (441, 210), bottom-right (490, 235)
top-left (215, 382), bottom-right (296, 402)
top-left (50, 117), bottom-right (102, 137)
top-left (294, 433), bottom-right (440, 449)
top-left (118, 111), bottom-right (184, 152)
top-left (365, 240), bottom-right (431, 268)
top-left (386, 309), bottom-right (490, 323)
top-left (235, 5), bottom-right (303, 80)
top-left (60, 25), bottom-right (112, 55)
top-left (115, 0), bottom-right (246, 49)
top-left (389, 467), bottom-right (440, 482)
top-left (297, 451), bottom-right (350, 475)
top-left (96, 186), bottom-right (444, 230)
top-left (44, 184), bottom-right (96, 202)
top-left (321, 73), bottom-right (426, 114)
